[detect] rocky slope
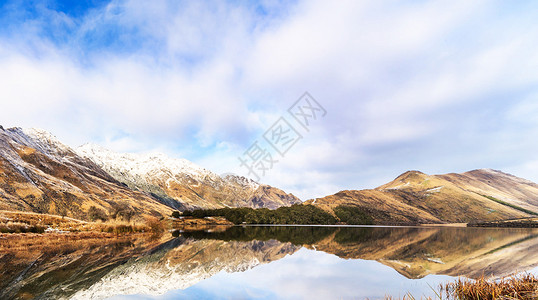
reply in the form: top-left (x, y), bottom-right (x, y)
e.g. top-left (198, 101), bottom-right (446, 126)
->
top-left (307, 169), bottom-right (538, 224)
top-left (436, 169), bottom-right (538, 214)
top-left (76, 143), bottom-right (301, 210)
top-left (0, 126), bottom-right (300, 219)
top-left (0, 127), bottom-right (171, 220)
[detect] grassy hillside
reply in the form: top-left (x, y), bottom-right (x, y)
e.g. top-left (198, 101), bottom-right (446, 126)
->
top-left (0, 129), bottom-right (173, 221)
top-left (307, 169), bottom-right (538, 224)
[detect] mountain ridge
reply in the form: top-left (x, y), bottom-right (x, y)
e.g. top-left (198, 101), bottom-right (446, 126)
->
top-left (75, 143), bottom-right (301, 210)
top-left (2, 125), bottom-right (537, 224)
top-left (0, 127), bottom-right (171, 220)
top-left (307, 169), bottom-right (538, 224)
top-left (0, 127), bottom-right (300, 220)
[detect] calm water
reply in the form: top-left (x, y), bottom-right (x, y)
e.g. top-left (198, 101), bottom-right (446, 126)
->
top-left (2, 226), bottom-right (538, 299)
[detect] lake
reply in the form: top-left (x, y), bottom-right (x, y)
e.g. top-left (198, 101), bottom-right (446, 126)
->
top-left (1, 226), bottom-right (538, 299)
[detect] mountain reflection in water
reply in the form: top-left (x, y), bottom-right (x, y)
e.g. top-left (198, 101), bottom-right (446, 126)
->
top-left (1, 226), bottom-right (537, 299)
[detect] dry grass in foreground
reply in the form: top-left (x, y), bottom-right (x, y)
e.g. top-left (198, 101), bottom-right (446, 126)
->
top-left (0, 210), bottom-right (230, 236)
top-left (383, 273), bottom-right (538, 300)
top-left (0, 210), bottom-right (164, 235)
top-left (442, 273), bottom-right (538, 300)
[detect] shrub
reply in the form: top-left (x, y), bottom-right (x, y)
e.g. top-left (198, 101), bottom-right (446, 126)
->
top-left (145, 216), bottom-right (164, 234)
top-left (182, 204), bottom-right (337, 225)
top-left (0, 222), bottom-right (46, 234)
top-left (110, 204), bottom-right (135, 222)
top-left (87, 206), bottom-right (108, 222)
top-left (114, 225), bottom-right (134, 234)
top-left (333, 205), bottom-right (374, 225)
top-left (171, 211), bottom-right (181, 218)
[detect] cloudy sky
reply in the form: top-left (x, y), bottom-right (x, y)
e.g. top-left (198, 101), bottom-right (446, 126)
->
top-left (1, 0), bottom-right (537, 200)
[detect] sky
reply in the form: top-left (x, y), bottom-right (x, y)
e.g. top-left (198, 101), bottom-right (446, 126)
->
top-left (0, 0), bottom-right (537, 200)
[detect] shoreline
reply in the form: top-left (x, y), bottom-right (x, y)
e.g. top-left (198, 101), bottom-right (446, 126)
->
top-left (4, 208), bottom-right (538, 236)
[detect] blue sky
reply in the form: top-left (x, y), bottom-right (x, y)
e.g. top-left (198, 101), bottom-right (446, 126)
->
top-left (1, 0), bottom-right (537, 200)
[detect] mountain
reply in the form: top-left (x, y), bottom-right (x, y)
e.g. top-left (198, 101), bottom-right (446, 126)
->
top-left (0, 127), bottom-right (171, 220)
top-left (0, 126), bottom-right (299, 221)
top-left (435, 169), bottom-right (538, 213)
top-left (4, 125), bottom-right (535, 224)
top-left (76, 144), bottom-right (301, 210)
top-left (307, 169), bottom-right (538, 224)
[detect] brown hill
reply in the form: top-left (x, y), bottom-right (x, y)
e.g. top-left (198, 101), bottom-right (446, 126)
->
top-left (76, 144), bottom-right (301, 210)
top-left (0, 127), bottom-right (172, 220)
top-left (307, 169), bottom-right (538, 224)
top-left (0, 127), bottom-right (300, 221)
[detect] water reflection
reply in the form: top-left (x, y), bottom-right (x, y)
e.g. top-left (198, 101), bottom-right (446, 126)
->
top-left (71, 237), bottom-right (298, 299)
top-left (182, 226), bottom-right (538, 278)
top-left (1, 226), bottom-right (537, 299)
top-left (0, 233), bottom-right (168, 299)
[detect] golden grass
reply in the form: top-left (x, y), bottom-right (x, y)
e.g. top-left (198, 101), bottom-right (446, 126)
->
top-left (170, 216), bottom-right (232, 226)
top-left (384, 273), bottom-right (538, 299)
top-left (443, 273), bottom-right (538, 300)
top-left (1, 210), bottom-right (235, 239)
top-left (0, 210), bottom-right (166, 235)
top-left (0, 221), bottom-right (46, 233)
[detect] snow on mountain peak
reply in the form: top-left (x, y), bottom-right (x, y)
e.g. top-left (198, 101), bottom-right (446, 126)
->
top-left (222, 173), bottom-right (260, 190)
top-left (3, 127), bottom-right (72, 157)
top-left (76, 143), bottom-right (218, 181)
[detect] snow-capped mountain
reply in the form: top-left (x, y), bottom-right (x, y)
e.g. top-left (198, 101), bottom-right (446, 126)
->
top-left (77, 143), bottom-right (218, 183)
top-left (0, 126), bottom-right (301, 218)
top-left (76, 143), bottom-right (301, 210)
top-left (0, 127), bottom-right (171, 220)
